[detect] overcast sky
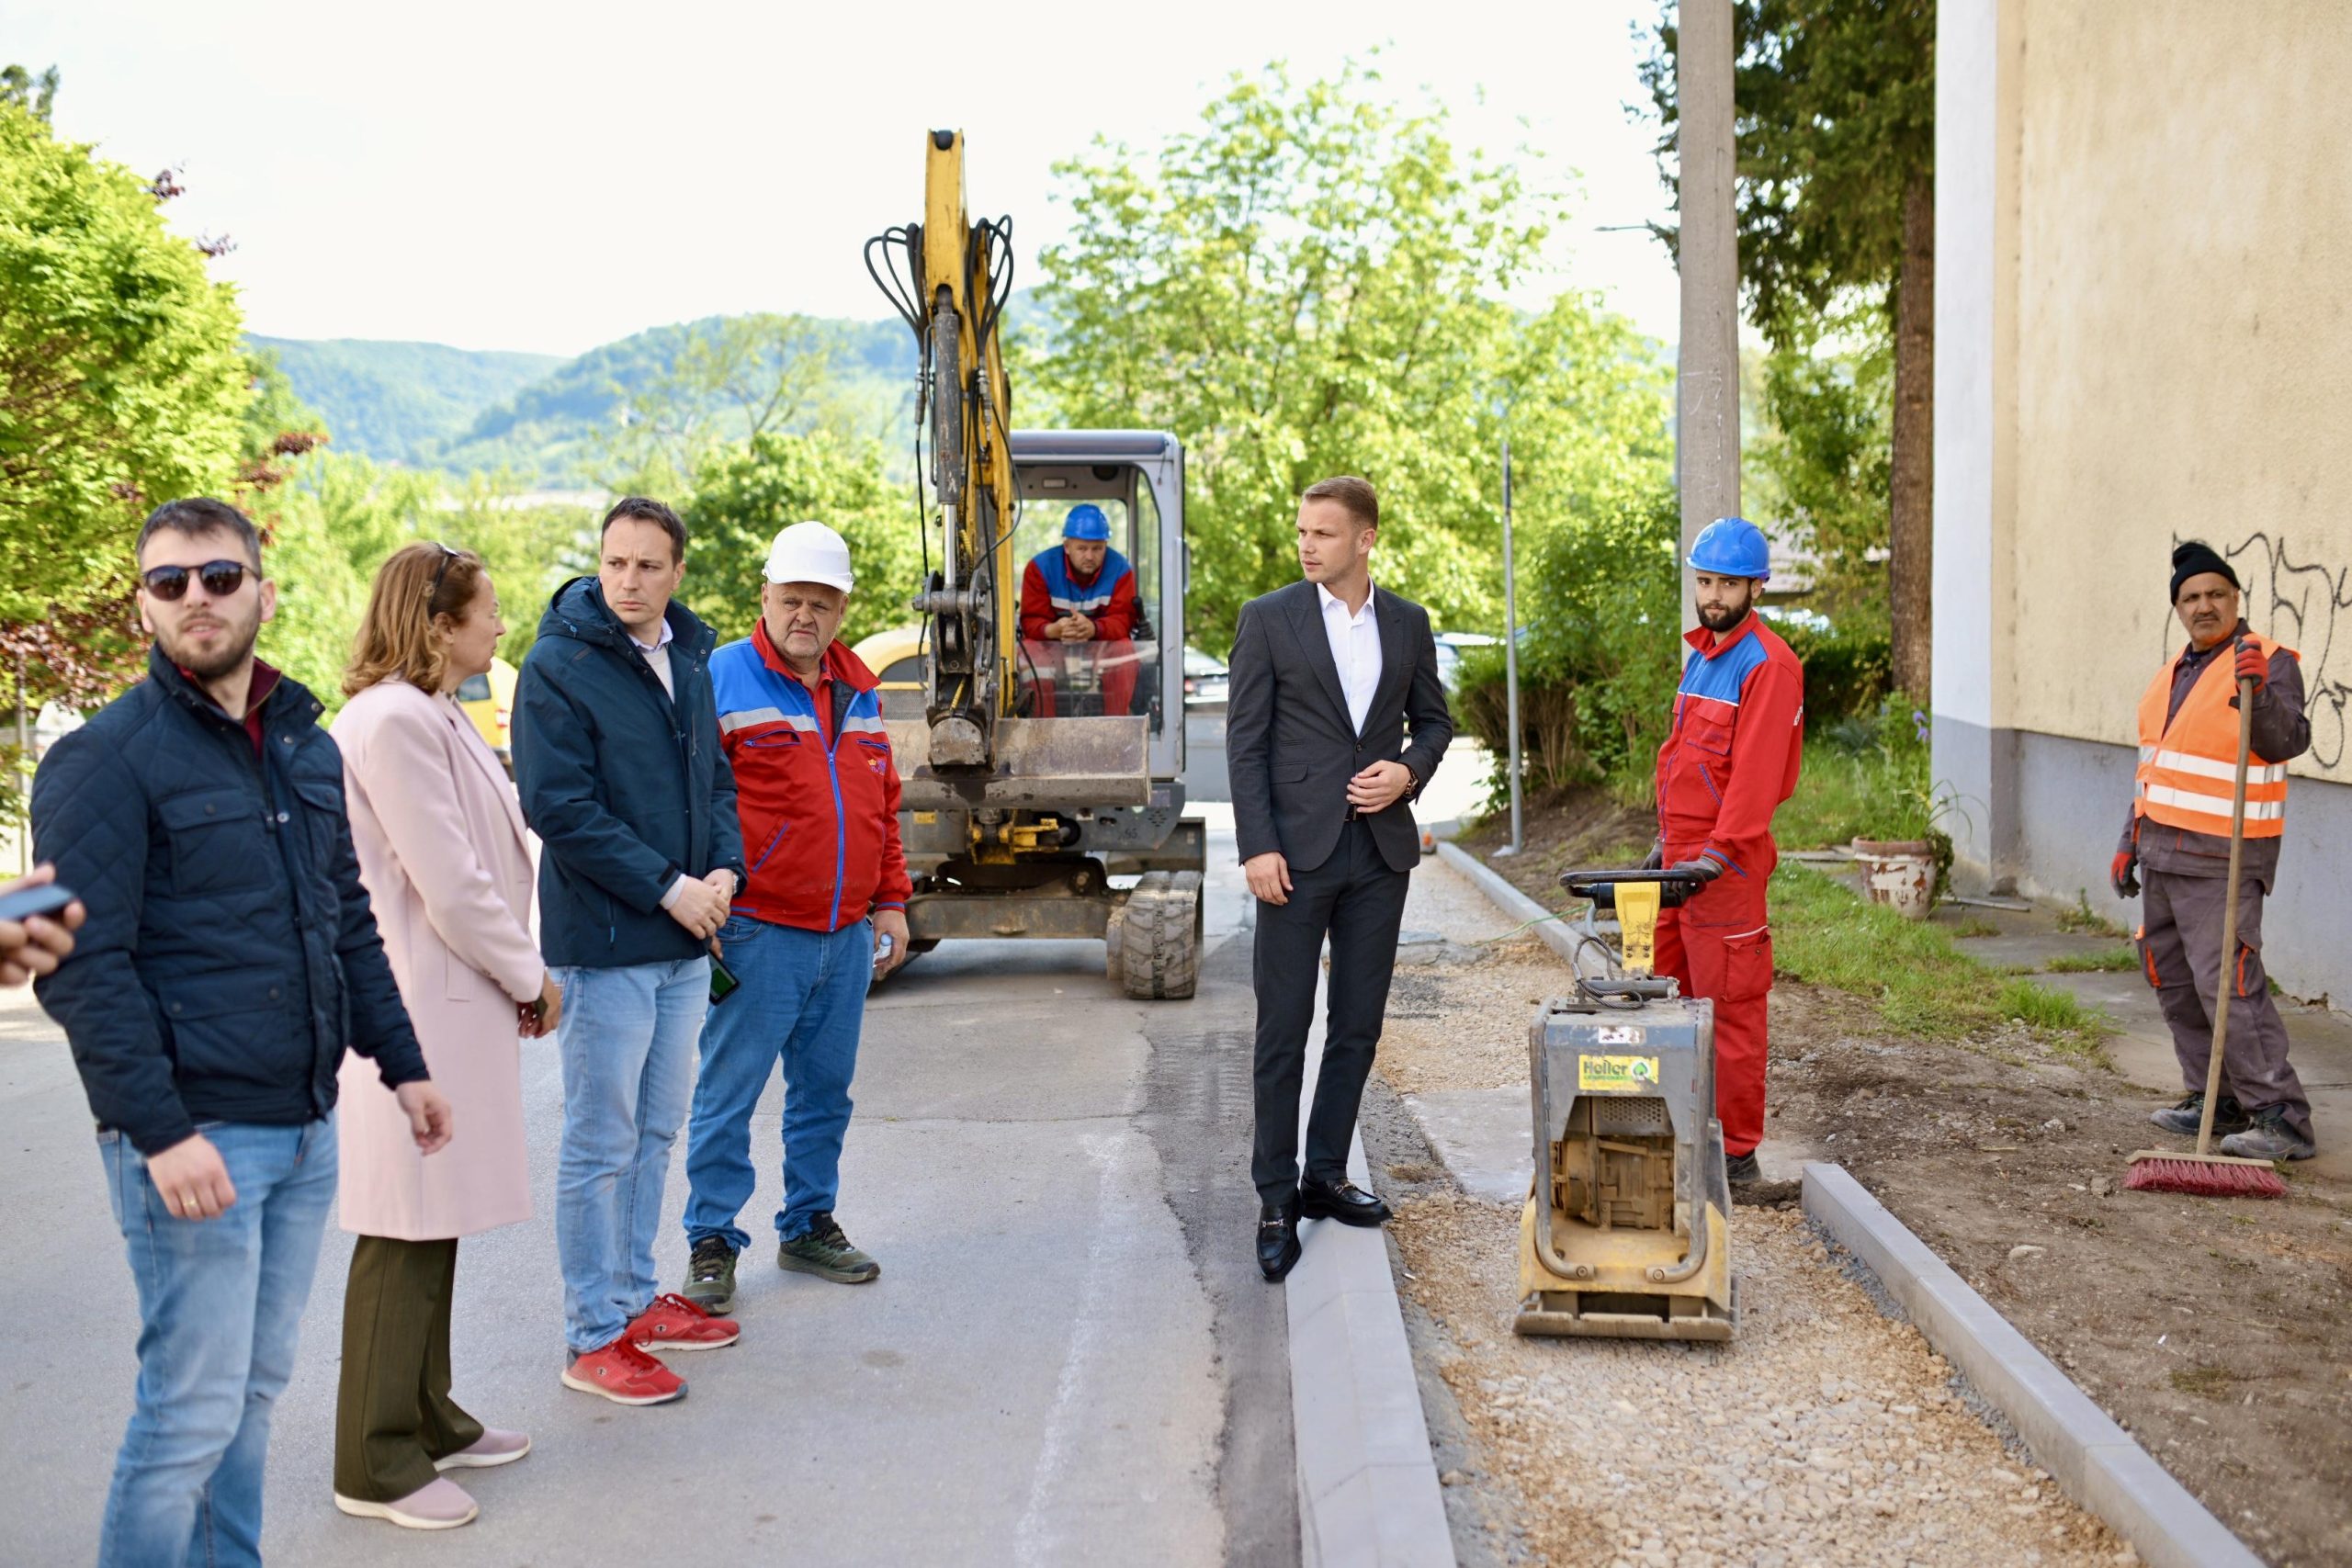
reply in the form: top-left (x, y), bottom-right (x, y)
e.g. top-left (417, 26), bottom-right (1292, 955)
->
top-left (17, 0), bottom-right (1682, 357)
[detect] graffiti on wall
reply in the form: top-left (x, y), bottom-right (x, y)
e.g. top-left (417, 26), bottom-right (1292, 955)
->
top-left (2220, 532), bottom-right (2352, 776)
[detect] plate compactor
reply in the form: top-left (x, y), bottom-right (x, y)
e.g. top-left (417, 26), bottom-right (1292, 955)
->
top-left (1515, 866), bottom-right (1739, 1342)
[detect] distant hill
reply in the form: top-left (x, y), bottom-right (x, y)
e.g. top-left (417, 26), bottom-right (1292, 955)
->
top-left (254, 316), bottom-right (921, 485)
top-left (246, 337), bottom-right (564, 468)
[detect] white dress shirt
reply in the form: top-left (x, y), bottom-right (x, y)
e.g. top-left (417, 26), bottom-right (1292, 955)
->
top-left (629, 615), bottom-right (677, 700)
top-left (1317, 581), bottom-right (1383, 735)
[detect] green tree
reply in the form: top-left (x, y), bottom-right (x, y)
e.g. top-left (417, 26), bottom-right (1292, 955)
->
top-left (1027, 62), bottom-right (1680, 651)
top-left (598, 313), bottom-right (849, 498)
top-left (682, 429), bottom-right (920, 649)
top-left (1752, 312), bottom-right (1894, 627)
top-left (0, 96), bottom-right (252, 627)
top-left (0, 64), bottom-right (59, 123)
top-left (1640, 2), bottom-right (1936, 696)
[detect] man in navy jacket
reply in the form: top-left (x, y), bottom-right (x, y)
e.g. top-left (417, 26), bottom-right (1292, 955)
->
top-left (35, 498), bottom-right (448, 1566)
top-left (514, 497), bottom-right (747, 1404)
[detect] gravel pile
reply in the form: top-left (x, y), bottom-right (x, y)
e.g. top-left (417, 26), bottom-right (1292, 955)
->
top-left (1393, 1191), bottom-right (2136, 1568)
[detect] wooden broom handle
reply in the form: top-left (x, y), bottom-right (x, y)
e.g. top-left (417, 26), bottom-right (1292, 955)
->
top-left (2192, 672), bottom-right (2256, 1157)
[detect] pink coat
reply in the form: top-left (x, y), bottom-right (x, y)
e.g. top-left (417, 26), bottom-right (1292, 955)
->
top-left (333, 679), bottom-right (543, 1239)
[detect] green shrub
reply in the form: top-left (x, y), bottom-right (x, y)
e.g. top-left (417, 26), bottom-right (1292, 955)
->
top-left (1775, 617), bottom-right (1893, 724)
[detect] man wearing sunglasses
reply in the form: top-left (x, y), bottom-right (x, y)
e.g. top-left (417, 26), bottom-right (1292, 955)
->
top-left (31, 497), bottom-right (452, 1567)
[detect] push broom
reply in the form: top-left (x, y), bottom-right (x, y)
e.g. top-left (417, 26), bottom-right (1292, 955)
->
top-left (2125, 660), bottom-right (2289, 1199)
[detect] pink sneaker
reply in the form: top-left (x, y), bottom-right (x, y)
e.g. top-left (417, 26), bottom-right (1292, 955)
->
top-left (334, 1477), bottom-right (479, 1529)
top-left (628, 1292), bottom-right (741, 1353)
top-left (435, 1428), bottom-right (531, 1471)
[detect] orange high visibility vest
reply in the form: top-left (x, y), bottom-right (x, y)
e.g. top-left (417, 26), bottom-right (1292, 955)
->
top-left (2132, 632), bottom-right (2297, 839)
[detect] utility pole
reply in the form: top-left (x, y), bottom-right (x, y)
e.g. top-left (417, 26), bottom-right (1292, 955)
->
top-left (1677, 0), bottom-right (1740, 628)
top-left (1498, 439), bottom-right (1523, 857)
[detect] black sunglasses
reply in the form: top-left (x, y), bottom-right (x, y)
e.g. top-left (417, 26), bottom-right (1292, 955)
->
top-left (426, 541), bottom-right (459, 602)
top-left (141, 560), bottom-right (254, 601)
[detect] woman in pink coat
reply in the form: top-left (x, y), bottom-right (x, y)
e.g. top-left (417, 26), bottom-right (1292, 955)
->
top-left (328, 542), bottom-right (560, 1531)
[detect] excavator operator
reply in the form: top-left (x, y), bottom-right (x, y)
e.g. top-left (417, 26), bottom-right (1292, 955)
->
top-left (1020, 503), bottom-right (1139, 717)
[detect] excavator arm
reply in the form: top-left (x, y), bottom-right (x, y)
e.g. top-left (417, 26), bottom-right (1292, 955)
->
top-left (866, 129), bottom-right (1018, 769)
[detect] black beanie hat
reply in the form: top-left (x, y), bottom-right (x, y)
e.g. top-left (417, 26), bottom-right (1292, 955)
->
top-left (2169, 540), bottom-right (2239, 603)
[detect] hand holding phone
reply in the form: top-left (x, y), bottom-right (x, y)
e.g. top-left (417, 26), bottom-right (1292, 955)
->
top-left (0, 866), bottom-right (84, 987)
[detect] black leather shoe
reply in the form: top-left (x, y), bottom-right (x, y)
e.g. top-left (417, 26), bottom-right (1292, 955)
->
top-left (1298, 1177), bottom-right (1391, 1226)
top-left (1257, 1201), bottom-right (1302, 1282)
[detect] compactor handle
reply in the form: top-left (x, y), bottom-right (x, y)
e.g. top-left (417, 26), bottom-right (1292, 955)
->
top-left (1577, 976), bottom-right (1677, 1001)
top-left (1557, 866), bottom-right (1709, 910)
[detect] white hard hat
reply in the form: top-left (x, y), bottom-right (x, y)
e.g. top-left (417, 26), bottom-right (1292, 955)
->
top-left (764, 520), bottom-right (854, 592)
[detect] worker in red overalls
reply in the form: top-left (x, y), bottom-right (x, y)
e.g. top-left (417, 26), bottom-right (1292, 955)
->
top-left (1647, 517), bottom-right (1805, 1184)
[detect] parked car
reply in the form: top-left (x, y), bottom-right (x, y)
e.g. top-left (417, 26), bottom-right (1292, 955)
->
top-left (1182, 645), bottom-right (1229, 706)
top-left (455, 655), bottom-right (519, 770)
top-left (1430, 632), bottom-right (1498, 695)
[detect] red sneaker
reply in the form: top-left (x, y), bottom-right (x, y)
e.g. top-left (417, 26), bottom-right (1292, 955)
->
top-left (628, 1292), bottom-right (741, 1353)
top-left (562, 1337), bottom-right (685, 1405)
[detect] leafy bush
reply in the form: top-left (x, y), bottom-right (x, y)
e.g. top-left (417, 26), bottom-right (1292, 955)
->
top-left (1454, 482), bottom-right (1681, 807)
top-left (1773, 616), bottom-right (1892, 724)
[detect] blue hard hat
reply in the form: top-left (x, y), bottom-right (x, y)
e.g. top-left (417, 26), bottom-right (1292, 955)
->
top-left (1062, 504), bottom-right (1111, 542)
top-left (1688, 516), bottom-right (1770, 580)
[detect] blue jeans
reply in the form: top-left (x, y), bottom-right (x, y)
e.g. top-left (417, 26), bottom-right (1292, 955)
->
top-left (684, 917), bottom-right (872, 1250)
top-left (553, 957), bottom-right (708, 1353)
top-left (98, 1117), bottom-right (337, 1568)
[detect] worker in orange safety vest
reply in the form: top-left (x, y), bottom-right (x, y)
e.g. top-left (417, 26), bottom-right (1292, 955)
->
top-left (2114, 540), bottom-right (2315, 1163)
top-left (1646, 517), bottom-right (1804, 1186)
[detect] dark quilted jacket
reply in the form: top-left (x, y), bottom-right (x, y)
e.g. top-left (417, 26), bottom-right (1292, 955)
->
top-left (513, 578), bottom-right (744, 969)
top-left (31, 648), bottom-right (428, 1155)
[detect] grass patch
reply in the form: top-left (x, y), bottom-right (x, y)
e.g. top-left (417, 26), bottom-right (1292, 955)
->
top-left (1951, 917), bottom-right (2001, 939)
top-left (2055, 890), bottom-right (2128, 939)
top-left (1771, 864), bottom-right (2110, 1057)
top-left (2167, 1364), bottom-right (2243, 1400)
top-left (1776, 743), bottom-right (1880, 851)
top-left (2043, 945), bottom-right (2138, 974)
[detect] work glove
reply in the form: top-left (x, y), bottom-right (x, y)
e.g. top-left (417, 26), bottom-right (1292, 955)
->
top-left (2110, 851), bottom-right (2141, 900)
top-left (2233, 637), bottom-right (2267, 693)
top-left (1669, 855), bottom-right (1725, 885)
top-left (1640, 839), bottom-right (1665, 872)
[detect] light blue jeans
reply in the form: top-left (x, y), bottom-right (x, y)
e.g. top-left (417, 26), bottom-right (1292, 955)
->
top-left (684, 917), bottom-right (873, 1251)
top-left (553, 956), bottom-right (709, 1354)
top-left (98, 1116), bottom-right (338, 1568)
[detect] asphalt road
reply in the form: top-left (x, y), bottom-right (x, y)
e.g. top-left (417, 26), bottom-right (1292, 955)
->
top-left (0, 828), bottom-right (1292, 1567)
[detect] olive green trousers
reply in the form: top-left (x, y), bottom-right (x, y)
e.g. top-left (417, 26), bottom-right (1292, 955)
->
top-left (333, 1235), bottom-right (484, 1501)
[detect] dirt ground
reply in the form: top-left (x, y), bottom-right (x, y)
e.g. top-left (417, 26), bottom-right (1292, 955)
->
top-left (1432, 829), bottom-right (2352, 1567)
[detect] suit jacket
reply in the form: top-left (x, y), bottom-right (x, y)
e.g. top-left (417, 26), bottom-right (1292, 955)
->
top-left (333, 679), bottom-right (542, 1240)
top-left (1226, 579), bottom-right (1453, 874)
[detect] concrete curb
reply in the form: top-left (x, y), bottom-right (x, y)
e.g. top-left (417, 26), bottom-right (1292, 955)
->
top-left (1432, 840), bottom-right (1586, 970)
top-left (1286, 965), bottom-right (1455, 1566)
top-left (1801, 1162), bottom-right (2260, 1568)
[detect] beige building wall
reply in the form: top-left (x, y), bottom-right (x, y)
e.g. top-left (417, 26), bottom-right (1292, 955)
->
top-left (1934, 0), bottom-right (2352, 999)
top-left (2008, 1), bottom-right (2352, 781)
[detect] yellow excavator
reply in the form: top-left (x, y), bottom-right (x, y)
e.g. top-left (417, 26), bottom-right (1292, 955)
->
top-left (862, 131), bottom-right (1205, 997)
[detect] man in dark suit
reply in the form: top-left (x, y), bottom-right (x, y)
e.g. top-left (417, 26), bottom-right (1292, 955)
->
top-left (1226, 475), bottom-right (1453, 1281)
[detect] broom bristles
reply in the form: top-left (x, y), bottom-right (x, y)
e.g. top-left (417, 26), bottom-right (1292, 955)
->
top-left (2123, 1156), bottom-right (2287, 1199)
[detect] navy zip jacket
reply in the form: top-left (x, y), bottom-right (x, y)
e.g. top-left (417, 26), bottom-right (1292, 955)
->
top-left (31, 648), bottom-right (428, 1156)
top-left (514, 577), bottom-right (746, 968)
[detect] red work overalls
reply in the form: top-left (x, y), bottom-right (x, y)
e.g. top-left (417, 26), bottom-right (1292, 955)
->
top-left (1650, 615), bottom-right (1805, 1156)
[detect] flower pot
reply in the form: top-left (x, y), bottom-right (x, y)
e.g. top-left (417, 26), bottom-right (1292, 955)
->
top-left (1851, 839), bottom-right (1937, 920)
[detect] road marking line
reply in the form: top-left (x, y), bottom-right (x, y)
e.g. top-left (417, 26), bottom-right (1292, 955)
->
top-left (1014, 1129), bottom-right (1139, 1566)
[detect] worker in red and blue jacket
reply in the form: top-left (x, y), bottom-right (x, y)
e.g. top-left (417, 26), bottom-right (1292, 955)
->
top-left (679, 521), bottom-right (911, 1306)
top-left (1647, 517), bottom-right (1805, 1184)
top-left (1020, 502), bottom-right (1141, 716)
